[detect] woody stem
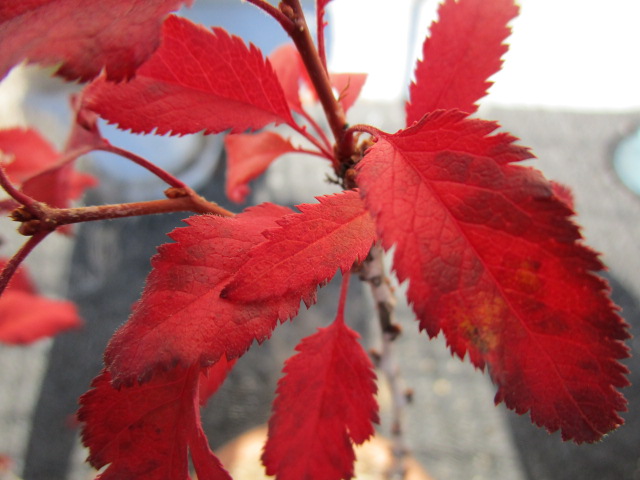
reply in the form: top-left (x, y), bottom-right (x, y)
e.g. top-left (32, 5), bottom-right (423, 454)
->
top-left (0, 232), bottom-right (50, 296)
top-left (360, 244), bottom-right (410, 480)
top-left (282, 0), bottom-right (356, 168)
top-left (11, 189), bottom-right (233, 236)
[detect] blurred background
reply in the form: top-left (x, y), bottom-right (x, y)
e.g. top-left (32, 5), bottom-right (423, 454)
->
top-left (0, 1), bottom-right (639, 479)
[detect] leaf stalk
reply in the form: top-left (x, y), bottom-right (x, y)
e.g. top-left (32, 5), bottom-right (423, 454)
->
top-left (96, 143), bottom-right (188, 190)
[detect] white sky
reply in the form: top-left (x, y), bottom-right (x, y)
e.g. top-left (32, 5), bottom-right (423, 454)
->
top-left (328, 0), bottom-right (640, 111)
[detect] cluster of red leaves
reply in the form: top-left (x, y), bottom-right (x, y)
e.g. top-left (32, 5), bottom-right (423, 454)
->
top-left (78, 198), bottom-right (376, 480)
top-left (0, 0), bottom-right (631, 479)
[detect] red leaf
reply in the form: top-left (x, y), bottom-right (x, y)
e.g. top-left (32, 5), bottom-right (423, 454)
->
top-left (406, 0), bottom-right (518, 124)
top-left (0, 260), bottom-right (82, 344)
top-left (0, 291), bottom-right (81, 344)
top-left (221, 191), bottom-right (376, 303)
top-left (103, 203), bottom-right (307, 385)
top-left (262, 308), bottom-right (378, 480)
top-left (0, 0), bottom-right (191, 82)
top-left (78, 367), bottom-right (230, 480)
top-left (83, 15), bottom-right (294, 136)
top-left (224, 131), bottom-right (296, 203)
top-left (0, 128), bottom-right (97, 210)
top-left (356, 110), bottom-right (629, 442)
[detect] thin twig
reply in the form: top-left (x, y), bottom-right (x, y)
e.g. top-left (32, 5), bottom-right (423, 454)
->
top-left (300, 108), bottom-right (333, 153)
top-left (360, 244), bottom-right (409, 480)
top-left (96, 143), bottom-right (188, 189)
top-left (31, 144), bottom-right (96, 178)
top-left (294, 147), bottom-right (332, 159)
top-left (10, 192), bottom-right (233, 236)
top-left (0, 232), bottom-right (50, 296)
top-left (0, 165), bottom-right (37, 212)
top-left (289, 122), bottom-right (334, 160)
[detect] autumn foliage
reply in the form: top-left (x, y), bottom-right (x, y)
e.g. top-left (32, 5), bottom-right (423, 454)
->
top-left (0, 0), bottom-right (630, 479)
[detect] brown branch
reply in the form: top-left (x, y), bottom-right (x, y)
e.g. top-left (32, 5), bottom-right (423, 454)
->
top-left (282, 0), bottom-right (355, 167)
top-left (10, 189), bottom-right (234, 236)
top-left (0, 232), bottom-right (50, 296)
top-left (360, 243), bottom-right (410, 480)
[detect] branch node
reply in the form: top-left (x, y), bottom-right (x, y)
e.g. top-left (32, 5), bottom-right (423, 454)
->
top-left (384, 322), bottom-right (402, 341)
top-left (279, 2), bottom-right (295, 20)
top-left (10, 206), bottom-right (35, 222)
top-left (164, 187), bottom-right (189, 199)
top-left (404, 388), bottom-right (414, 404)
top-left (369, 349), bottom-right (382, 366)
top-left (18, 220), bottom-right (43, 236)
